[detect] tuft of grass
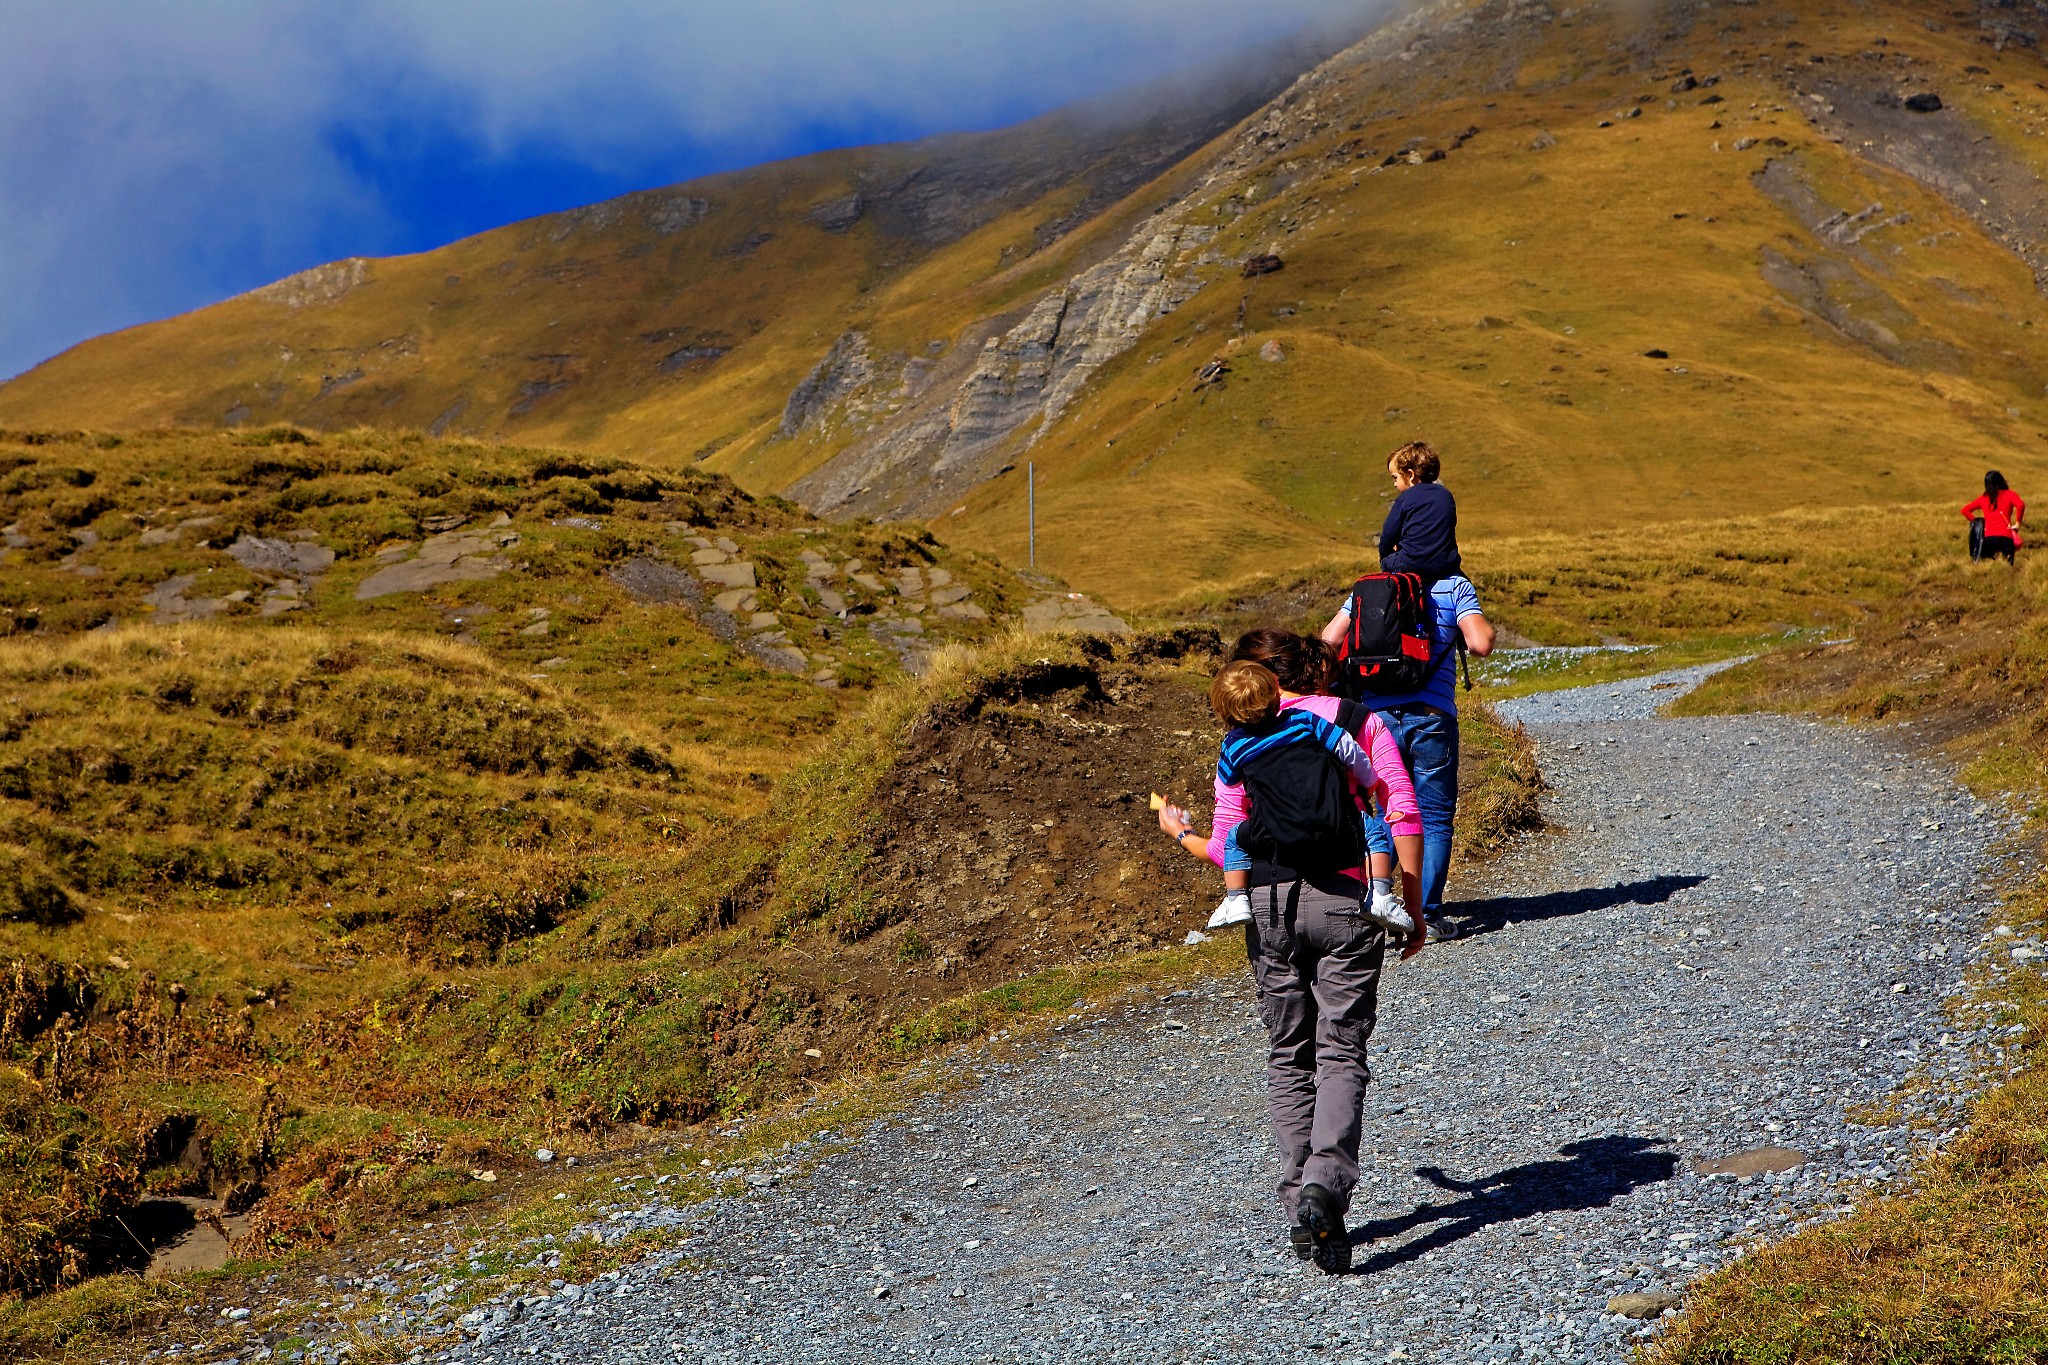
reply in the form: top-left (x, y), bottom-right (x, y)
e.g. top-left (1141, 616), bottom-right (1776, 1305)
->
top-left (1456, 704), bottom-right (1546, 861)
top-left (0, 1273), bottom-right (189, 1363)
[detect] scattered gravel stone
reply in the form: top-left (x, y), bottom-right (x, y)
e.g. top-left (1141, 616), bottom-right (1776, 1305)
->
top-left (419, 663), bottom-right (2023, 1364)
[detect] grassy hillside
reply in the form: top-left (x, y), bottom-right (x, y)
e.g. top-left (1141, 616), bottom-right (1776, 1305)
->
top-left (944, 0), bottom-right (2048, 603)
top-left (4, 0), bottom-right (2046, 613)
top-left (0, 424), bottom-right (1036, 1296)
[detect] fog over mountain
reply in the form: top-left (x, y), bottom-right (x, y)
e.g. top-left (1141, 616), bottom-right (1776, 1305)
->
top-left (0, 0), bottom-right (1378, 379)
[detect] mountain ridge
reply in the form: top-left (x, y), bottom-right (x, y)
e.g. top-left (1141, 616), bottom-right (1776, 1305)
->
top-left (8, 0), bottom-right (2048, 610)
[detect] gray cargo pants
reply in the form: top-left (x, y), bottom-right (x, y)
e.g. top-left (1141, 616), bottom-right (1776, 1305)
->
top-left (1244, 875), bottom-right (1386, 1221)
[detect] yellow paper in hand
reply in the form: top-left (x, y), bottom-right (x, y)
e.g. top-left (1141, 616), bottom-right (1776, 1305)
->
top-left (1148, 792), bottom-right (1167, 812)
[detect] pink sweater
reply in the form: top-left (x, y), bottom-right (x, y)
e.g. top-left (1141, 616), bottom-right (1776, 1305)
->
top-left (1205, 694), bottom-right (1424, 872)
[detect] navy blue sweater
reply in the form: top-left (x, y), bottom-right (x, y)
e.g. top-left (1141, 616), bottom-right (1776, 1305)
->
top-left (1378, 482), bottom-right (1461, 580)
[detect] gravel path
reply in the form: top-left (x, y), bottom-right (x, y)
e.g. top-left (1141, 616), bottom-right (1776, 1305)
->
top-left (429, 664), bottom-right (2025, 1365)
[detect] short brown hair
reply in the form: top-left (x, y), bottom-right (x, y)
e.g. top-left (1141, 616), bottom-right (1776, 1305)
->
top-left (1389, 441), bottom-right (1441, 484)
top-left (1210, 660), bottom-right (1281, 727)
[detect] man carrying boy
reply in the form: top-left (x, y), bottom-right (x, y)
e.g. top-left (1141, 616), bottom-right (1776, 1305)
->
top-left (1377, 441), bottom-right (1461, 584)
top-left (1325, 442), bottom-right (1496, 940)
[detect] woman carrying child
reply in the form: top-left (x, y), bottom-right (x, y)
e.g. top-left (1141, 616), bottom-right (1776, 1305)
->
top-left (1154, 634), bottom-right (1426, 1275)
top-left (1219, 627), bottom-right (1426, 934)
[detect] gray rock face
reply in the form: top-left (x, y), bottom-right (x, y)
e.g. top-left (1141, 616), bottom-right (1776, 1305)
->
top-left (779, 333), bottom-right (876, 439)
top-left (1021, 595), bottom-right (1130, 635)
top-left (786, 216), bottom-right (1212, 519)
top-left (244, 258), bottom-right (370, 309)
top-left (227, 535), bottom-right (335, 579)
top-left (806, 193), bottom-right (866, 232)
top-left (646, 195), bottom-right (713, 235)
top-left (607, 557), bottom-right (700, 607)
top-left (354, 530), bottom-right (519, 600)
top-left (144, 574), bottom-right (228, 623)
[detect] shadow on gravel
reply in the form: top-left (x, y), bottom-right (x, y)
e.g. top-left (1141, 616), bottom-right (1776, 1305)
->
top-left (1347, 1136), bottom-right (1678, 1273)
top-left (1447, 874), bottom-right (1708, 940)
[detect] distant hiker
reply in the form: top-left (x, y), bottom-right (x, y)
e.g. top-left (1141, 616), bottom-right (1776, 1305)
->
top-left (1228, 627), bottom-right (1426, 940)
top-left (1377, 441), bottom-right (1461, 584)
top-left (1322, 568), bottom-right (1496, 942)
top-left (1963, 470), bottom-right (2026, 564)
top-left (1153, 656), bottom-right (1422, 1274)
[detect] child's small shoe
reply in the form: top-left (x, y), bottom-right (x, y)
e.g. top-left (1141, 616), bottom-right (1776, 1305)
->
top-left (1207, 892), bottom-right (1253, 929)
top-left (1368, 887), bottom-right (1415, 938)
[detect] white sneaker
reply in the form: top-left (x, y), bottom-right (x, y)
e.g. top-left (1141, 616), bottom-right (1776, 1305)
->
top-left (1368, 888), bottom-right (1415, 938)
top-left (1207, 894), bottom-right (1253, 929)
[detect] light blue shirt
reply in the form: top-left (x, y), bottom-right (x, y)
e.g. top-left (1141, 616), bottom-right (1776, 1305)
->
top-left (1348, 575), bottom-right (1483, 715)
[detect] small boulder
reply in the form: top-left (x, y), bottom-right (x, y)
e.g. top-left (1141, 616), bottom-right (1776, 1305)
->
top-left (1695, 1145), bottom-right (1807, 1177)
top-left (1241, 254), bottom-right (1285, 278)
top-left (1259, 339), bottom-right (1286, 363)
top-left (1904, 92), bottom-right (1944, 113)
top-left (1608, 1291), bottom-right (1682, 1320)
top-left (807, 193), bottom-right (866, 232)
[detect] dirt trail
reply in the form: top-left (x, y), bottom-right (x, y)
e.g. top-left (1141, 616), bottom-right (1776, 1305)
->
top-left (431, 664), bottom-right (2019, 1364)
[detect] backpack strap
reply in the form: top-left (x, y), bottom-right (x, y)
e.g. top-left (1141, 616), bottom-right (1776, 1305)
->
top-left (1338, 576), bottom-right (1374, 662)
top-left (1333, 698), bottom-right (1369, 739)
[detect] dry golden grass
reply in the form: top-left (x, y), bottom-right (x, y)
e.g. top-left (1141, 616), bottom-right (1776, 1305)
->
top-left (1652, 550), bottom-right (2048, 1363)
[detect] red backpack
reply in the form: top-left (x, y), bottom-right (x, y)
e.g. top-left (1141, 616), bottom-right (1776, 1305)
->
top-left (1334, 573), bottom-right (1460, 699)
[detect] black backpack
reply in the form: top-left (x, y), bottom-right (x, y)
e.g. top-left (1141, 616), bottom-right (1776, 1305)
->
top-left (1333, 572), bottom-right (1470, 699)
top-left (1233, 715), bottom-right (1366, 876)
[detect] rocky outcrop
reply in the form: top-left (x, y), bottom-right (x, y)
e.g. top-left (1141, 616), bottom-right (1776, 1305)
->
top-left (786, 214), bottom-right (1213, 519)
top-left (246, 259), bottom-right (371, 309)
top-left (779, 332), bottom-right (876, 439)
top-left (1793, 58), bottom-right (2048, 294)
top-left (355, 527), bottom-right (520, 600)
top-left (806, 194), bottom-right (866, 233)
top-left (776, 4), bottom-right (1493, 522)
top-left (646, 195), bottom-right (713, 235)
top-left (942, 220), bottom-right (1212, 472)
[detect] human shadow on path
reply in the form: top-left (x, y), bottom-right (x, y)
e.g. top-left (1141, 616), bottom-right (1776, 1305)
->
top-left (1346, 1136), bottom-right (1679, 1273)
top-left (1446, 874), bottom-right (1708, 941)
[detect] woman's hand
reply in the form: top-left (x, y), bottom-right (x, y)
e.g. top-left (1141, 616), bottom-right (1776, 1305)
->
top-left (1157, 804), bottom-right (1194, 839)
top-left (1400, 920), bottom-right (1428, 961)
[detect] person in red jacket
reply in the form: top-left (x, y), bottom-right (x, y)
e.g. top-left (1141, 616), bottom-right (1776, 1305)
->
top-left (1963, 470), bottom-right (2026, 563)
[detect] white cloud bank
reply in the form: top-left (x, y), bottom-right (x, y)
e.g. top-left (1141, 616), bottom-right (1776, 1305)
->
top-left (0, 0), bottom-right (1376, 380)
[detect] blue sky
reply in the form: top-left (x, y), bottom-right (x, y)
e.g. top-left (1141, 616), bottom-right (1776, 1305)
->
top-left (0, 0), bottom-right (1372, 382)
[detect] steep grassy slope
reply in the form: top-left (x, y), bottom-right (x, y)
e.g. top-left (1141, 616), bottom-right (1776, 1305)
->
top-left (0, 41), bottom-right (1330, 472)
top-left (7, 0), bottom-right (2048, 616)
top-left (937, 0), bottom-right (2048, 602)
top-left (0, 425), bottom-right (1272, 1332)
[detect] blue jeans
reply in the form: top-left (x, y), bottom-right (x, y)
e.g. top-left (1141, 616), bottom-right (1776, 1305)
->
top-left (1224, 809), bottom-right (1391, 873)
top-left (1374, 706), bottom-right (1460, 915)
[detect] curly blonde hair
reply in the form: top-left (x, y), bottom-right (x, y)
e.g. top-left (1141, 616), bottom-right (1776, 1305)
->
top-left (1389, 441), bottom-right (1442, 484)
top-left (1210, 660), bottom-right (1281, 727)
